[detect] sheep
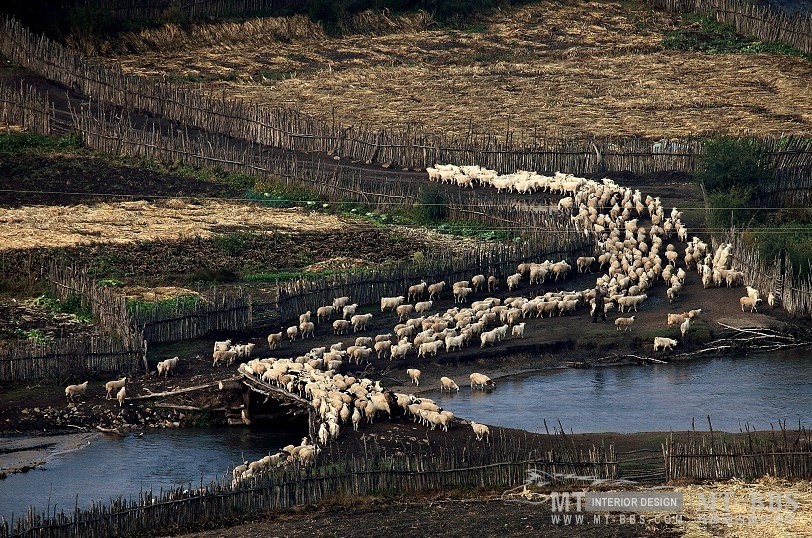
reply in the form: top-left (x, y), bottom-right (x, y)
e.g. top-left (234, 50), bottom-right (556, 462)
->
top-left (440, 376), bottom-right (460, 392)
top-left (453, 286), bottom-right (473, 304)
top-left (213, 339), bottom-right (232, 354)
top-left (667, 283), bottom-right (682, 304)
top-left (740, 296), bottom-right (762, 313)
top-left (380, 296), bottom-right (405, 312)
top-left (299, 321), bottom-right (315, 339)
top-left (746, 286), bottom-right (760, 302)
top-left (427, 281), bottom-right (446, 300)
top-left (408, 281), bottom-right (428, 302)
top-left (396, 303), bottom-right (415, 321)
top-left (506, 273), bottom-right (523, 292)
top-left (374, 340), bottom-right (391, 359)
top-left (614, 316), bottom-right (636, 331)
top-left (212, 348), bottom-right (237, 367)
top-left (667, 313), bottom-right (686, 328)
top-left (445, 334), bottom-right (466, 352)
top-left (617, 293), bottom-right (647, 312)
top-left (470, 421), bottom-right (490, 441)
top-left (342, 303), bottom-right (359, 319)
top-left (414, 300), bottom-right (433, 314)
top-left (470, 372), bottom-right (495, 390)
top-left (104, 377), bottom-right (127, 399)
top-left (653, 337), bottom-right (678, 352)
top-left (116, 385), bottom-right (127, 407)
top-left (65, 381), bottom-right (89, 402)
top-left (768, 292), bottom-right (776, 310)
top-left (299, 311), bottom-right (311, 325)
top-left (286, 325), bottom-right (299, 341)
top-left (577, 256), bottom-right (596, 273)
top-left (480, 329), bottom-right (499, 348)
top-left (390, 342), bottom-right (412, 360)
top-left (471, 274), bottom-right (486, 293)
top-left (375, 333), bottom-right (392, 343)
top-left (333, 296), bottom-right (350, 310)
top-left (332, 319), bottom-right (350, 335)
top-left (418, 340), bottom-right (444, 358)
top-left (316, 305), bottom-right (335, 322)
top-left (351, 313), bottom-right (373, 332)
top-left (511, 322), bottom-right (526, 338)
top-left (355, 336), bottom-right (373, 348)
top-left (406, 368), bottom-right (421, 386)
top-left (680, 317), bottom-right (690, 338)
top-left (267, 331), bottom-right (283, 350)
top-left (487, 275), bottom-right (499, 292)
top-left (157, 357), bottom-right (179, 377)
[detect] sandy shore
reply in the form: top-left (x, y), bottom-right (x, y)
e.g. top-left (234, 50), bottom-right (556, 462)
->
top-left (0, 432), bottom-right (100, 474)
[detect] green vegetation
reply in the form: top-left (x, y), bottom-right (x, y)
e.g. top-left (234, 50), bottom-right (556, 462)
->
top-left (126, 294), bottom-right (201, 315)
top-left (0, 132), bottom-right (82, 153)
top-left (13, 328), bottom-right (51, 345)
top-left (435, 221), bottom-right (515, 242)
top-left (31, 292), bottom-right (93, 323)
top-left (663, 14), bottom-right (812, 59)
top-left (414, 184), bottom-right (449, 224)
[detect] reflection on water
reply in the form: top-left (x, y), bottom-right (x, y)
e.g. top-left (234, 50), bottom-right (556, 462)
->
top-left (427, 348), bottom-right (812, 435)
top-left (0, 427), bottom-right (300, 521)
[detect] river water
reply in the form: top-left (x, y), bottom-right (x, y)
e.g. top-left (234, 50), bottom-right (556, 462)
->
top-left (427, 348), bottom-right (812, 435)
top-left (0, 427), bottom-right (301, 523)
top-left (1, 348), bottom-right (810, 521)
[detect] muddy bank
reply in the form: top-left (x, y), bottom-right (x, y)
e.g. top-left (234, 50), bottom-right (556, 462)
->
top-left (0, 432), bottom-right (99, 475)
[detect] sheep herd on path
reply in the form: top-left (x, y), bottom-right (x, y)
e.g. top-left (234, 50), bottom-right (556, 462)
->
top-left (65, 165), bottom-right (773, 482)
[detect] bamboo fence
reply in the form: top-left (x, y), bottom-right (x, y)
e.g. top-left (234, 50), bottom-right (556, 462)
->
top-left (649, 0), bottom-right (812, 54)
top-left (663, 431), bottom-right (812, 481)
top-left (4, 16), bottom-right (812, 176)
top-left (720, 231), bottom-right (812, 316)
top-left (0, 81), bottom-right (53, 135)
top-left (0, 435), bottom-right (616, 538)
top-left (0, 335), bottom-right (141, 382)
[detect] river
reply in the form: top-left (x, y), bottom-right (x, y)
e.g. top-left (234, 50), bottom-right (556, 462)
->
top-left (1, 348), bottom-right (810, 522)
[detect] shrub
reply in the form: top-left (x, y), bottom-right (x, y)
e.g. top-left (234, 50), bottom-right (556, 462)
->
top-left (415, 184), bottom-right (448, 224)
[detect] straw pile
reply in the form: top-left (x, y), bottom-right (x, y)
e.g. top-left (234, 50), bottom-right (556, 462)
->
top-left (0, 200), bottom-right (351, 250)
top-left (676, 477), bottom-right (812, 537)
top-left (122, 286), bottom-right (200, 302)
top-left (107, 1), bottom-right (812, 139)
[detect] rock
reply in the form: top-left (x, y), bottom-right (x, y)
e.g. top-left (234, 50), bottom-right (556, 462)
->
top-left (33, 408), bottom-right (40, 413)
top-left (21, 409), bottom-right (29, 415)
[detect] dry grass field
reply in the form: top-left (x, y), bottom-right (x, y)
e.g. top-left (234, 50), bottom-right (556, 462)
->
top-left (103, 0), bottom-right (812, 140)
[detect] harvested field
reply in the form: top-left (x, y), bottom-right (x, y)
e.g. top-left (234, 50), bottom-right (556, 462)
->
top-left (106, 1), bottom-right (812, 139)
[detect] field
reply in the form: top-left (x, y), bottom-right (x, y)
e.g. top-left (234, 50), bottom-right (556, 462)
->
top-left (102, 1), bottom-right (812, 140)
top-left (1, 2), bottom-right (811, 537)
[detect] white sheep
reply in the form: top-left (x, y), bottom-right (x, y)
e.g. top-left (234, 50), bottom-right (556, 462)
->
top-left (453, 286), bottom-right (473, 304)
top-left (351, 313), bottom-right (373, 332)
top-left (316, 305), bottom-right (335, 322)
top-left (65, 381), bottom-right (89, 402)
top-left (212, 348), bottom-right (237, 367)
top-left (342, 303), bottom-right (359, 319)
top-left (380, 296), bottom-right (405, 312)
top-left (116, 385), bottom-right (127, 407)
top-left (286, 325), bottom-right (299, 341)
top-left (406, 368), bottom-right (421, 386)
top-left (267, 331), bottom-right (283, 350)
top-left (213, 339), bottom-right (231, 354)
top-left (299, 321), bottom-right (315, 339)
top-left (653, 337), bottom-right (678, 352)
top-left (333, 319), bottom-right (350, 335)
top-left (396, 303), bottom-right (415, 321)
top-left (470, 421), bottom-right (490, 441)
top-left (157, 357), bottom-right (179, 377)
top-left (740, 296), bottom-right (762, 313)
top-left (417, 339), bottom-right (444, 358)
top-left (445, 334), bottom-right (466, 352)
top-left (104, 377), bottom-right (127, 399)
top-left (299, 311), bottom-right (311, 325)
top-left (506, 273), bottom-right (523, 291)
top-left (332, 296), bottom-right (350, 310)
top-left (470, 372), bottom-right (495, 390)
top-left (471, 274), bottom-right (486, 292)
top-left (414, 300), bottom-right (433, 314)
top-left (680, 317), bottom-right (690, 338)
top-left (511, 322), bottom-right (526, 338)
top-left (440, 376), bottom-right (459, 392)
top-left (427, 281), bottom-right (446, 300)
top-left (390, 342), bottom-right (412, 360)
top-left (614, 316), bottom-right (636, 331)
top-left (374, 340), bottom-right (391, 359)
top-left (408, 281), bottom-right (428, 302)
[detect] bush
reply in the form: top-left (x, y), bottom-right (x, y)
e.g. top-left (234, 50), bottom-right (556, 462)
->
top-left (695, 138), bottom-right (772, 196)
top-left (415, 184), bottom-right (448, 224)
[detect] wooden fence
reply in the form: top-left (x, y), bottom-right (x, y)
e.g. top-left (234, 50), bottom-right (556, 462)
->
top-left (130, 290), bottom-right (252, 344)
top-left (663, 431), bottom-right (812, 481)
top-left (649, 0), bottom-right (812, 54)
top-left (721, 231), bottom-right (812, 316)
top-left (0, 81), bottom-right (52, 135)
top-left (5, 16), bottom-right (812, 176)
top-left (0, 336), bottom-right (141, 382)
top-left (0, 435), bottom-right (616, 537)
